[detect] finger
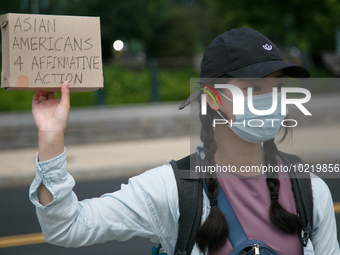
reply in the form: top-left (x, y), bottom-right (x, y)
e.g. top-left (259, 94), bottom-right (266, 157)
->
top-left (47, 92), bottom-right (55, 100)
top-left (60, 81), bottom-right (70, 108)
top-left (32, 92), bottom-right (48, 106)
top-left (39, 95), bottom-right (48, 103)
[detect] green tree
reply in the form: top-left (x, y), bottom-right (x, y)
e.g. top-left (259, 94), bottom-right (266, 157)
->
top-left (206, 0), bottom-right (340, 54)
top-left (0, 0), bottom-right (25, 14)
top-left (0, 0), bottom-right (209, 59)
top-left (44, 0), bottom-right (174, 59)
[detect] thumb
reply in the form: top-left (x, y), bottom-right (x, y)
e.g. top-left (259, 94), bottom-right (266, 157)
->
top-left (60, 81), bottom-right (70, 107)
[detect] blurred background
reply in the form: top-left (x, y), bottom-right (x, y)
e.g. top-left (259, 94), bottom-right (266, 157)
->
top-left (0, 0), bottom-right (339, 254)
top-left (1, 0), bottom-right (340, 110)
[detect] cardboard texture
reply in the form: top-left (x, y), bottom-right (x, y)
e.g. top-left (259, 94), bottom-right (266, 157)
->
top-left (0, 13), bottom-right (103, 92)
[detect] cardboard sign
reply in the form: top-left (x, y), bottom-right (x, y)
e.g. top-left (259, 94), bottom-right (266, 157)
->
top-left (0, 13), bottom-right (103, 92)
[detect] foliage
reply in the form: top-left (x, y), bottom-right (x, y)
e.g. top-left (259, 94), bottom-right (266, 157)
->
top-left (146, 6), bottom-right (201, 57)
top-left (0, 0), bottom-right (25, 15)
top-left (0, 65), bottom-right (198, 112)
top-left (1, 0), bottom-right (340, 58)
top-left (104, 66), bottom-right (151, 105)
top-left (43, 0), bottom-right (176, 59)
top-left (98, 65), bottom-right (196, 104)
top-left (0, 0), bottom-right (339, 113)
top-left (0, 89), bottom-right (35, 112)
top-left (159, 67), bottom-right (197, 101)
top-left (206, 0), bottom-right (340, 54)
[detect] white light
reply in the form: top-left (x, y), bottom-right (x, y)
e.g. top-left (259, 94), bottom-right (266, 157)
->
top-left (290, 47), bottom-right (300, 58)
top-left (113, 40), bottom-right (124, 51)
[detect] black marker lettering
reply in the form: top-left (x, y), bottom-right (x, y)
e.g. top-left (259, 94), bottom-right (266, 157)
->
top-left (31, 57), bottom-right (39, 70)
top-left (47, 19), bottom-right (56, 33)
top-left (39, 19), bottom-right (46, 33)
top-left (35, 72), bottom-right (43, 84)
top-left (52, 73), bottom-right (58, 83)
top-left (52, 56), bottom-right (57, 69)
top-left (84, 38), bottom-right (93, 50)
top-left (58, 57), bottom-right (64, 69)
top-left (43, 74), bottom-right (51, 84)
top-left (69, 57), bottom-right (76, 70)
top-left (23, 17), bottom-right (32, 32)
top-left (39, 56), bottom-right (45, 69)
top-left (14, 56), bottom-right (24, 71)
top-left (66, 73), bottom-right (73, 82)
top-left (30, 37), bottom-right (38, 51)
top-left (75, 56), bottom-right (80, 69)
top-left (93, 56), bottom-right (100, 69)
top-left (85, 56), bottom-right (92, 70)
top-left (47, 56), bottom-right (53, 69)
top-left (64, 37), bottom-right (73, 52)
top-left (12, 37), bottom-right (20, 49)
top-left (39, 37), bottom-right (47, 51)
top-left (74, 38), bottom-right (82, 51)
top-left (74, 73), bottom-right (83, 84)
top-left (81, 56), bottom-right (86, 70)
top-left (64, 57), bottom-right (70, 69)
top-left (47, 37), bottom-right (54, 51)
top-left (34, 18), bottom-right (36, 33)
top-left (54, 37), bottom-right (62, 51)
top-left (14, 17), bottom-right (22, 33)
top-left (60, 73), bottom-right (64, 83)
top-left (20, 37), bottom-right (30, 50)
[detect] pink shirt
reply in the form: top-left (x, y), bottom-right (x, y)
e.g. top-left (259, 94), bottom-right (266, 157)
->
top-left (214, 158), bottom-right (303, 255)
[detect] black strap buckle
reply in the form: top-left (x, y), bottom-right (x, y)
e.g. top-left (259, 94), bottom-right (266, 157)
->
top-left (302, 223), bottom-right (312, 247)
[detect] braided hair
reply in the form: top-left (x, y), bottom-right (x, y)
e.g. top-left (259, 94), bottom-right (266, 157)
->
top-left (194, 88), bottom-right (303, 254)
top-left (263, 138), bottom-right (303, 233)
top-left (195, 102), bottom-right (229, 254)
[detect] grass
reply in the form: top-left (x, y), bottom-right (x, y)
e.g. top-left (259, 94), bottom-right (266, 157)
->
top-left (0, 64), bottom-right (338, 112)
top-left (0, 65), bottom-right (198, 112)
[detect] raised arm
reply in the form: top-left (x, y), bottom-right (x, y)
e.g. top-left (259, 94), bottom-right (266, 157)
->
top-left (31, 81), bottom-right (70, 205)
top-left (29, 83), bottom-right (179, 253)
top-left (29, 154), bottom-right (179, 253)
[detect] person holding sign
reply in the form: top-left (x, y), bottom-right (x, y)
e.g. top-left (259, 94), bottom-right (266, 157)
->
top-left (29, 28), bottom-right (339, 255)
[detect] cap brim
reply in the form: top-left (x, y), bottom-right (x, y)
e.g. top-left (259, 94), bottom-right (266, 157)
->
top-left (227, 60), bottom-right (310, 79)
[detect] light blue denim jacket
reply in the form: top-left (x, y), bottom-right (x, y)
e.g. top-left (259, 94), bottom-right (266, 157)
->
top-left (29, 148), bottom-right (340, 255)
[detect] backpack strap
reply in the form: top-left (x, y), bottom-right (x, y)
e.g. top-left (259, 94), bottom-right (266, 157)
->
top-left (170, 153), bottom-right (203, 255)
top-left (277, 151), bottom-right (313, 247)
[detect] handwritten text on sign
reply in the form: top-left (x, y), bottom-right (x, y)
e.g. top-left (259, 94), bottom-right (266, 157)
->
top-left (11, 15), bottom-right (101, 86)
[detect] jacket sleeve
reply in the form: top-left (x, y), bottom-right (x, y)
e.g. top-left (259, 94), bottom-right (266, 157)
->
top-left (310, 174), bottom-right (340, 255)
top-left (29, 148), bottom-right (179, 254)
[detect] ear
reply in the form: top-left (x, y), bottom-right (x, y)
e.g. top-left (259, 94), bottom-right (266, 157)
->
top-left (204, 86), bottom-right (221, 111)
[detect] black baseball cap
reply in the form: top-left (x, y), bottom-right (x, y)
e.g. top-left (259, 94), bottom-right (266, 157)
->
top-left (200, 27), bottom-right (310, 79)
top-left (178, 28), bottom-right (310, 109)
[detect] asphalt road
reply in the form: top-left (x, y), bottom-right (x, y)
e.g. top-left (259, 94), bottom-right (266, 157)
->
top-left (0, 174), bottom-right (339, 255)
top-left (0, 177), bottom-right (154, 255)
